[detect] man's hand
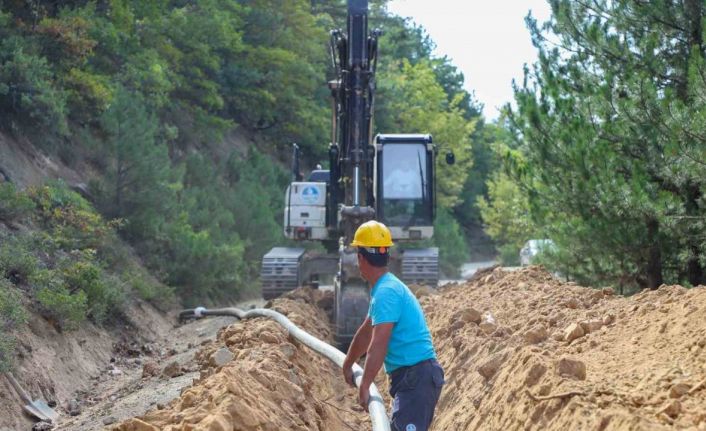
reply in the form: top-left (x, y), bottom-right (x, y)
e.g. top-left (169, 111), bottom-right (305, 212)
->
top-left (358, 383), bottom-right (370, 412)
top-left (342, 317), bottom-right (373, 387)
top-left (342, 363), bottom-right (355, 387)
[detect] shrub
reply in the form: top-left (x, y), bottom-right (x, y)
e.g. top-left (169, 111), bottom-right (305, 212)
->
top-left (0, 236), bottom-right (39, 284)
top-left (498, 243), bottom-right (521, 266)
top-left (123, 268), bottom-right (174, 308)
top-left (433, 209), bottom-right (470, 278)
top-left (0, 279), bottom-right (28, 372)
top-left (0, 183), bottom-right (33, 222)
top-left (62, 259), bottom-right (123, 323)
top-left (28, 182), bottom-right (122, 250)
top-left (32, 269), bottom-right (87, 330)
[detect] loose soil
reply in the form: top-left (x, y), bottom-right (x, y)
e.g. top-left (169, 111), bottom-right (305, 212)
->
top-left (113, 289), bottom-right (370, 431)
top-left (100, 268), bottom-right (706, 430)
top-left (0, 297), bottom-right (173, 431)
top-left (429, 266), bottom-right (706, 430)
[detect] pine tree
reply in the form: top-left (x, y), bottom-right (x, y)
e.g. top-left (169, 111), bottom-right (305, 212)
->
top-left (508, 0), bottom-right (706, 290)
top-left (99, 87), bottom-right (175, 241)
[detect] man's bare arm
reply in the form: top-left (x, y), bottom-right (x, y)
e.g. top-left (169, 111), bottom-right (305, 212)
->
top-left (342, 317), bottom-right (373, 385)
top-left (360, 322), bottom-right (393, 391)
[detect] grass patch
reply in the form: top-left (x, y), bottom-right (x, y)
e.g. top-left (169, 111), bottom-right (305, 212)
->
top-left (0, 183), bottom-right (33, 222)
top-left (0, 280), bottom-right (28, 372)
top-left (0, 236), bottom-right (40, 285)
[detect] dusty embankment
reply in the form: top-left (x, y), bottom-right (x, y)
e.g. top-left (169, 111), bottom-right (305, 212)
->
top-left (0, 298), bottom-right (173, 431)
top-left (428, 267), bottom-right (706, 430)
top-left (114, 289), bottom-right (370, 431)
top-left (115, 267), bottom-right (705, 431)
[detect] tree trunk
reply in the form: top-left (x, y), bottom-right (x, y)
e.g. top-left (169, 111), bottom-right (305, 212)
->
top-left (685, 183), bottom-right (703, 286)
top-left (646, 218), bottom-right (663, 289)
top-left (679, 2), bottom-right (704, 286)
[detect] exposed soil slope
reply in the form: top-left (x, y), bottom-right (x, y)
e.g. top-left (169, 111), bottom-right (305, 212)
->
top-left (114, 289), bottom-right (369, 431)
top-left (114, 267), bottom-right (706, 431)
top-left (427, 267), bottom-right (706, 431)
top-left (0, 298), bottom-right (172, 431)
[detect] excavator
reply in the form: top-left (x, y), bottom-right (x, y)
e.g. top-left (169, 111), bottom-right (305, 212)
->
top-left (261, 0), bottom-right (452, 345)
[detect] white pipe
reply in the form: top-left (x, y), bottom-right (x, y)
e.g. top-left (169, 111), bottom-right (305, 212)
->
top-left (354, 166), bottom-right (361, 206)
top-left (192, 307), bottom-right (391, 431)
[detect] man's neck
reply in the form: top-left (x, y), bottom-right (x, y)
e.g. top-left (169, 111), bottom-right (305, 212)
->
top-left (367, 268), bottom-right (389, 288)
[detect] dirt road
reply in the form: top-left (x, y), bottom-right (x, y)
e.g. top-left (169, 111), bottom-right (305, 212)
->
top-left (56, 300), bottom-right (263, 431)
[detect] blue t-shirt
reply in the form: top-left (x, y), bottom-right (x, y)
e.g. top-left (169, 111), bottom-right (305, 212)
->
top-left (367, 272), bottom-right (436, 373)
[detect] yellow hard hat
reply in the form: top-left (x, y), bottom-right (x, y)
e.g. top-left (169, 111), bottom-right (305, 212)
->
top-left (350, 220), bottom-right (394, 248)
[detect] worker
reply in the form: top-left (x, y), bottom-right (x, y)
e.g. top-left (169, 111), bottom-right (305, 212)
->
top-left (383, 158), bottom-right (423, 199)
top-left (342, 220), bottom-right (444, 431)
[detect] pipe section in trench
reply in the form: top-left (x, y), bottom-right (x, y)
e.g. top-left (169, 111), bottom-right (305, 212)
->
top-left (179, 307), bottom-right (391, 431)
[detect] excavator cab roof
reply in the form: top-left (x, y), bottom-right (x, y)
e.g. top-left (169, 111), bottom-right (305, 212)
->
top-left (375, 134), bottom-right (432, 144)
top-left (307, 170), bottom-right (330, 183)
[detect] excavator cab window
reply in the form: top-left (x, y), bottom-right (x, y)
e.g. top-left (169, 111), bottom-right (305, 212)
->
top-left (377, 138), bottom-right (433, 228)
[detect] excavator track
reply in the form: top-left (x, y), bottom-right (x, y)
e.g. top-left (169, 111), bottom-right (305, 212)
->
top-left (260, 247), bottom-right (305, 300)
top-left (401, 248), bottom-right (439, 286)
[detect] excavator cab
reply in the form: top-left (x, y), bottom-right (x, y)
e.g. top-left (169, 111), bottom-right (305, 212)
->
top-left (373, 134), bottom-right (439, 288)
top-left (375, 134), bottom-right (435, 239)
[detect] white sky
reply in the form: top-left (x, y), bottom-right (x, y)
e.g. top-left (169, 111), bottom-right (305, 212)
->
top-left (386, 0), bottom-right (552, 121)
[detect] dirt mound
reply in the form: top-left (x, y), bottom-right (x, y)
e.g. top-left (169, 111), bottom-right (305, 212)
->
top-left (425, 266), bottom-right (706, 430)
top-left (113, 288), bottom-right (368, 431)
top-left (113, 268), bottom-right (706, 431)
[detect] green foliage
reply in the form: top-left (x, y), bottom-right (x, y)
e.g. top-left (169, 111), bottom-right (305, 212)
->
top-left (433, 209), bottom-right (470, 277)
top-left (0, 0), bottom-right (484, 301)
top-left (477, 170), bottom-right (536, 265)
top-left (0, 182), bottom-right (154, 324)
top-left (0, 182), bottom-right (33, 222)
top-left (150, 149), bottom-right (288, 303)
top-left (225, 150), bottom-right (291, 268)
top-left (62, 258), bottom-right (123, 323)
top-left (452, 122), bottom-right (503, 257)
top-left (28, 182), bottom-right (121, 250)
top-left (0, 279), bottom-right (27, 372)
top-left (123, 268), bottom-right (172, 306)
top-left (0, 16), bottom-right (68, 136)
top-left (157, 213), bottom-right (244, 304)
top-left (0, 236), bottom-right (39, 285)
top-left (497, 244), bottom-right (520, 267)
top-left (220, 0), bottom-right (330, 156)
top-left (96, 87), bottom-right (174, 241)
top-left (64, 68), bottom-right (112, 121)
top-left (507, 0), bottom-right (706, 290)
top-left (377, 60), bottom-right (475, 209)
top-left (34, 270), bottom-right (87, 330)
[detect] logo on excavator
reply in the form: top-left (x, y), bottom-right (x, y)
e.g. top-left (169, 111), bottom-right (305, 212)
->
top-left (301, 186), bottom-right (319, 204)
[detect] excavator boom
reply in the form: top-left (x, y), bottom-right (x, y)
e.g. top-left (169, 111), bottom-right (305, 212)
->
top-left (261, 0), bottom-right (441, 346)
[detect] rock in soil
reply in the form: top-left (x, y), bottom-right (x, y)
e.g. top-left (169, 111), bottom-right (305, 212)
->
top-left (142, 361), bottom-right (160, 378)
top-left (32, 422), bottom-right (53, 431)
top-left (555, 357), bottom-right (587, 380)
top-left (669, 382), bottom-right (691, 399)
top-left (67, 399), bottom-right (81, 416)
top-left (563, 322), bottom-right (585, 342)
top-left (523, 325), bottom-right (548, 345)
top-left (210, 347), bottom-right (234, 367)
top-left (161, 361), bottom-right (183, 378)
top-left (477, 351), bottom-right (507, 381)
